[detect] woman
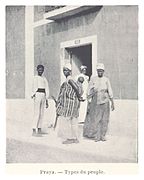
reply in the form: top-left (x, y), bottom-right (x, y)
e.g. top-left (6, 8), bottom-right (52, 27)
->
top-left (83, 63), bottom-right (115, 142)
top-left (56, 63), bottom-right (83, 144)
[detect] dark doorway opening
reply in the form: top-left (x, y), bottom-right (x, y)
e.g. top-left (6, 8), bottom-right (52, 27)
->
top-left (66, 44), bottom-right (92, 78)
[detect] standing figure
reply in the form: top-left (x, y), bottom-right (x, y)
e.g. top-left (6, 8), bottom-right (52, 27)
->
top-left (75, 65), bottom-right (89, 123)
top-left (83, 63), bottom-right (115, 142)
top-left (56, 63), bottom-right (83, 144)
top-left (31, 64), bottom-right (49, 137)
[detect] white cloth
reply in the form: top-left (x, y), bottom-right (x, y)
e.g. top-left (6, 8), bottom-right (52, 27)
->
top-left (64, 63), bottom-right (72, 70)
top-left (97, 63), bottom-right (105, 70)
top-left (80, 65), bottom-right (87, 71)
top-left (32, 92), bottom-right (46, 129)
top-left (75, 73), bottom-right (89, 122)
top-left (78, 100), bottom-right (88, 123)
top-left (32, 75), bottom-right (49, 99)
top-left (88, 76), bottom-right (113, 104)
top-left (75, 73), bottom-right (89, 100)
top-left (57, 116), bottom-right (78, 140)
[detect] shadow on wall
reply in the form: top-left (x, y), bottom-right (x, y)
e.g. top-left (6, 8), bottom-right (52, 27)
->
top-left (45, 6), bottom-right (103, 35)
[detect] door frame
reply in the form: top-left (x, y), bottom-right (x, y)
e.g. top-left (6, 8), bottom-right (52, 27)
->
top-left (60, 35), bottom-right (97, 84)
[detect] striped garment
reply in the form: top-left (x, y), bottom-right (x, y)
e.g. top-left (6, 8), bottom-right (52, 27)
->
top-left (56, 81), bottom-right (80, 118)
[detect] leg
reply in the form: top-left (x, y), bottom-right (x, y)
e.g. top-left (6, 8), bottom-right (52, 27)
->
top-left (37, 94), bottom-right (45, 130)
top-left (91, 104), bottom-right (103, 141)
top-left (32, 93), bottom-right (43, 137)
top-left (83, 97), bottom-right (103, 140)
top-left (100, 102), bottom-right (110, 141)
top-left (70, 117), bottom-right (79, 142)
top-left (62, 117), bottom-right (79, 144)
top-left (57, 116), bottom-right (70, 141)
top-left (32, 128), bottom-right (36, 135)
top-left (32, 93), bottom-right (41, 131)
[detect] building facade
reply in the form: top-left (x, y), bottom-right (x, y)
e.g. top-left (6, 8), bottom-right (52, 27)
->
top-left (6, 6), bottom-right (138, 100)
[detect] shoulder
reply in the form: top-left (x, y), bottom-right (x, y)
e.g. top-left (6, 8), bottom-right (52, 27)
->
top-left (67, 75), bottom-right (75, 81)
top-left (43, 76), bottom-right (48, 81)
top-left (74, 74), bottom-right (79, 80)
top-left (61, 81), bottom-right (67, 88)
top-left (103, 76), bottom-right (111, 84)
top-left (103, 76), bottom-right (109, 81)
top-left (33, 75), bottom-right (38, 80)
top-left (90, 75), bottom-right (98, 81)
top-left (85, 75), bottom-right (89, 80)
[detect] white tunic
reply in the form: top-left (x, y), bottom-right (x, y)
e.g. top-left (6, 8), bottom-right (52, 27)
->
top-left (31, 75), bottom-right (49, 99)
top-left (88, 76), bottom-right (113, 104)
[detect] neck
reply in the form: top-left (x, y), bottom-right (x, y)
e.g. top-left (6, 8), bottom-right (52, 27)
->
top-left (38, 74), bottom-right (42, 76)
top-left (66, 75), bottom-right (70, 78)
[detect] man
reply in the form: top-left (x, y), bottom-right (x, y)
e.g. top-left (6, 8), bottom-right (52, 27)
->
top-left (31, 64), bottom-right (49, 137)
top-left (83, 63), bottom-right (115, 142)
top-left (75, 65), bottom-right (89, 123)
top-left (56, 63), bottom-right (83, 144)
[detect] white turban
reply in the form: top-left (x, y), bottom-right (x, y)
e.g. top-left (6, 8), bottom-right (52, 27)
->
top-left (63, 63), bottom-right (72, 70)
top-left (96, 63), bottom-right (105, 70)
top-left (80, 65), bottom-right (87, 70)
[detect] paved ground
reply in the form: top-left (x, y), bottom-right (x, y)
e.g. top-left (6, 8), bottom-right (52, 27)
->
top-left (6, 119), bottom-right (137, 163)
top-left (6, 137), bottom-right (135, 163)
top-left (6, 99), bottom-right (138, 163)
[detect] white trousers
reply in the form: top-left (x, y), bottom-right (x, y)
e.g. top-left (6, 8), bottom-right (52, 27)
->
top-left (33, 92), bottom-right (46, 129)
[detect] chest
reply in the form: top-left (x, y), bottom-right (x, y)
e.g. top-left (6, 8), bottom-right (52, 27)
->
top-left (37, 77), bottom-right (46, 86)
top-left (93, 78), bottom-right (108, 90)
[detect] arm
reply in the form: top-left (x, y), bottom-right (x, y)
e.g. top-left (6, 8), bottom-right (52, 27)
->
top-left (45, 78), bottom-right (49, 108)
top-left (87, 77), bottom-right (97, 101)
top-left (56, 83), bottom-right (65, 109)
top-left (46, 99), bottom-right (49, 108)
top-left (110, 98), bottom-right (115, 111)
top-left (31, 76), bottom-right (37, 98)
top-left (107, 79), bottom-right (115, 111)
top-left (68, 79), bottom-right (81, 98)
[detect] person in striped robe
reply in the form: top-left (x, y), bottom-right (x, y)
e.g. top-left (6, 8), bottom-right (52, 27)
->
top-left (56, 63), bottom-right (83, 144)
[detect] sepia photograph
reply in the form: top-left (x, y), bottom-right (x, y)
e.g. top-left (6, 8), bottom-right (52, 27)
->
top-left (5, 4), bottom-right (138, 166)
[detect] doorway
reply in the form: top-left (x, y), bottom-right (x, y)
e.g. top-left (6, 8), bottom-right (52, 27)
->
top-left (66, 44), bottom-right (92, 78)
top-left (60, 35), bottom-right (97, 83)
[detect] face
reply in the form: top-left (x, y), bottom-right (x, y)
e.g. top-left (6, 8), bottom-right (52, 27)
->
top-left (63, 68), bottom-right (71, 77)
top-left (37, 67), bottom-right (44, 76)
top-left (97, 69), bottom-right (104, 77)
top-left (81, 68), bottom-right (87, 75)
top-left (78, 76), bottom-right (84, 83)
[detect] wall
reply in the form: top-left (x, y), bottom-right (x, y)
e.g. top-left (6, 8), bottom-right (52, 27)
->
top-left (6, 6), bottom-right (25, 98)
top-left (34, 6), bottom-right (138, 99)
top-left (97, 6), bottom-right (138, 99)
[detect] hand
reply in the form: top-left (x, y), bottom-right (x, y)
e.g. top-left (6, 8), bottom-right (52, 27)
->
top-left (111, 103), bottom-right (115, 111)
top-left (31, 94), bottom-right (35, 99)
top-left (46, 100), bottom-right (49, 108)
top-left (88, 98), bottom-right (92, 103)
top-left (79, 97), bottom-right (85, 101)
top-left (87, 104), bottom-right (91, 114)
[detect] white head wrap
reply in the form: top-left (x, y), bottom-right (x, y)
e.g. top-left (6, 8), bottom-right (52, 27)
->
top-left (96, 63), bottom-right (105, 70)
top-left (63, 63), bottom-right (72, 70)
top-left (80, 65), bottom-right (87, 71)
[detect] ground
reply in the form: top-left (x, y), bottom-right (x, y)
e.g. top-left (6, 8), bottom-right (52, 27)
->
top-left (6, 99), bottom-right (137, 163)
